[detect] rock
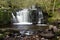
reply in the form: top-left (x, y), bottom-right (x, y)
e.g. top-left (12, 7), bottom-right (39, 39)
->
top-left (40, 32), bottom-right (54, 38)
top-left (49, 25), bottom-right (53, 30)
top-left (53, 26), bottom-right (58, 32)
top-left (41, 37), bottom-right (48, 40)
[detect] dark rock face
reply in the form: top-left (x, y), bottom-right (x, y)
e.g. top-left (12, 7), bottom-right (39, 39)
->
top-left (30, 10), bottom-right (39, 24)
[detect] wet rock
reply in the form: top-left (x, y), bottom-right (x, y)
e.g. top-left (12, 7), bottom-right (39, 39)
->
top-left (24, 30), bottom-right (34, 35)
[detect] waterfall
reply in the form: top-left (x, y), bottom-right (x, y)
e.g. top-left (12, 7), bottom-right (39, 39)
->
top-left (12, 8), bottom-right (32, 25)
top-left (16, 9), bottom-right (29, 22)
top-left (12, 13), bottom-right (17, 23)
top-left (38, 11), bottom-right (43, 23)
top-left (12, 5), bottom-right (44, 25)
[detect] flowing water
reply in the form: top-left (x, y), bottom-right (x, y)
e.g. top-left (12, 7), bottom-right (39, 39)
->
top-left (0, 5), bottom-right (48, 32)
top-left (11, 5), bottom-right (48, 30)
top-left (0, 5), bottom-right (48, 31)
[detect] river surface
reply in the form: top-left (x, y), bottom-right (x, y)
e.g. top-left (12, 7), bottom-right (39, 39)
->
top-left (0, 24), bottom-right (48, 31)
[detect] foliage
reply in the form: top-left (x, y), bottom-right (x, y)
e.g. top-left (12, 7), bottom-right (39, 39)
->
top-left (0, 9), bottom-right (12, 25)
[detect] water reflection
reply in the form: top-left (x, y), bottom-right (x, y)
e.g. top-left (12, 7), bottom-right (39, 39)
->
top-left (0, 24), bottom-right (48, 31)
